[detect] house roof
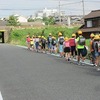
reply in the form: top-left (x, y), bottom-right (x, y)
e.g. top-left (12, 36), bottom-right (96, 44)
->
top-left (84, 10), bottom-right (100, 19)
top-left (80, 27), bottom-right (100, 33)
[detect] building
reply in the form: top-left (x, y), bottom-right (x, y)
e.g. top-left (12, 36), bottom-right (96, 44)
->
top-left (43, 8), bottom-right (58, 17)
top-left (79, 10), bottom-right (100, 38)
top-left (35, 11), bottom-right (44, 19)
top-left (13, 14), bottom-right (28, 23)
top-left (35, 8), bottom-right (60, 18)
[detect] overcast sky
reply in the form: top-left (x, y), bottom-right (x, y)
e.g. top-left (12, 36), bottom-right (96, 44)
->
top-left (0, 0), bottom-right (100, 18)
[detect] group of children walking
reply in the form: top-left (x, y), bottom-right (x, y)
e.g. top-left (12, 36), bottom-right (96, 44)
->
top-left (26, 30), bottom-right (100, 71)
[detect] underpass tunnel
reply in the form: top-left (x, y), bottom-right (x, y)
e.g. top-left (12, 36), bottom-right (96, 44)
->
top-left (0, 30), bottom-right (5, 43)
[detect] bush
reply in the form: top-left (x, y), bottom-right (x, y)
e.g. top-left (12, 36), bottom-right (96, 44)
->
top-left (8, 26), bottom-right (79, 46)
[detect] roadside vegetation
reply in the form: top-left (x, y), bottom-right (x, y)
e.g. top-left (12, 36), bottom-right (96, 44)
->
top-left (8, 25), bottom-right (90, 59)
top-left (8, 26), bottom-right (79, 46)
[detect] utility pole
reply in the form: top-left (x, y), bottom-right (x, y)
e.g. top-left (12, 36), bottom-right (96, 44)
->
top-left (59, 0), bottom-right (61, 25)
top-left (82, 0), bottom-right (85, 17)
top-left (82, 0), bottom-right (85, 24)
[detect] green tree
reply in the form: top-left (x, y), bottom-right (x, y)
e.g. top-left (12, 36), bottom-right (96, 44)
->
top-left (28, 18), bottom-right (34, 22)
top-left (43, 16), bottom-right (55, 25)
top-left (7, 15), bottom-right (20, 26)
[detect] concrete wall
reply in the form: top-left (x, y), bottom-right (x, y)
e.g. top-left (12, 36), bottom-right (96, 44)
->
top-left (0, 26), bottom-right (12, 43)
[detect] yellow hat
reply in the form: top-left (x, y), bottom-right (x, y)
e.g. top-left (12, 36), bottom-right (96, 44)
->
top-left (72, 33), bottom-right (76, 37)
top-left (90, 33), bottom-right (95, 38)
top-left (26, 35), bottom-right (29, 37)
top-left (32, 35), bottom-right (35, 37)
top-left (94, 35), bottom-right (100, 40)
top-left (38, 36), bottom-right (41, 38)
top-left (30, 38), bottom-right (33, 41)
top-left (44, 37), bottom-right (46, 40)
top-left (64, 37), bottom-right (69, 41)
top-left (49, 33), bottom-right (52, 36)
top-left (54, 37), bottom-right (56, 39)
top-left (58, 32), bottom-right (62, 36)
top-left (52, 36), bottom-right (56, 39)
top-left (78, 30), bottom-right (82, 35)
top-left (41, 36), bottom-right (44, 38)
top-left (52, 36), bottom-right (54, 38)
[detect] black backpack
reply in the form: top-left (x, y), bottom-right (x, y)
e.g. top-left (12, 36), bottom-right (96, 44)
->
top-left (42, 38), bottom-right (46, 44)
top-left (78, 36), bottom-right (86, 45)
top-left (92, 41), bottom-right (100, 52)
top-left (52, 39), bottom-right (56, 46)
top-left (59, 37), bottom-right (64, 45)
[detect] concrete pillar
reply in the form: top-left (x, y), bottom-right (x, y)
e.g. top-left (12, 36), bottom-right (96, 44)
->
top-left (67, 16), bottom-right (71, 26)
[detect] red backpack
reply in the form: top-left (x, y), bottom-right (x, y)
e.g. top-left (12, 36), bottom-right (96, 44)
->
top-left (69, 38), bottom-right (76, 46)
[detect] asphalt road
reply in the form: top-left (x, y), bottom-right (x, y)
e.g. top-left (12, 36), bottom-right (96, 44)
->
top-left (0, 44), bottom-right (100, 100)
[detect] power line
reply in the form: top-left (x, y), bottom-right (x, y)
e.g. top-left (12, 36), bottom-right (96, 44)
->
top-left (85, 1), bottom-right (100, 2)
top-left (60, 1), bottom-right (82, 6)
top-left (0, 8), bottom-right (39, 10)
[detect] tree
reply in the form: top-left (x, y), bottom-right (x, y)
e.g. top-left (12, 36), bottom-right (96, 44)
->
top-left (7, 15), bottom-right (20, 26)
top-left (43, 16), bottom-right (55, 25)
top-left (28, 18), bottom-right (34, 22)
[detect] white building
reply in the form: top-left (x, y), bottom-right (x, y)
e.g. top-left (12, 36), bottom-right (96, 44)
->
top-left (13, 14), bottom-right (28, 22)
top-left (18, 16), bottom-right (27, 22)
top-left (43, 8), bottom-right (58, 17)
top-left (36, 11), bottom-right (43, 19)
top-left (35, 8), bottom-right (59, 18)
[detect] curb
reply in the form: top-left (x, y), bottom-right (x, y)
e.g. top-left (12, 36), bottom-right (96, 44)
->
top-left (16, 45), bottom-right (93, 66)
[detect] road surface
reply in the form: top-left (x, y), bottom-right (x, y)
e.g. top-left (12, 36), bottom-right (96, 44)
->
top-left (0, 44), bottom-right (100, 100)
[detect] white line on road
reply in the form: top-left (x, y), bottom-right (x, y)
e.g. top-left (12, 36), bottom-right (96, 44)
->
top-left (0, 91), bottom-right (3, 100)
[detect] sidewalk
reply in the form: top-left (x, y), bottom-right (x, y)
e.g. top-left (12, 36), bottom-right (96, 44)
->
top-left (17, 45), bottom-right (94, 66)
top-left (46, 52), bottom-right (94, 66)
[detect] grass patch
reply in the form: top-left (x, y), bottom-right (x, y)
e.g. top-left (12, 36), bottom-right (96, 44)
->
top-left (8, 26), bottom-right (79, 46)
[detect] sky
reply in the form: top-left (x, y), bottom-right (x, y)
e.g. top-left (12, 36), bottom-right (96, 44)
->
top-left (0, 0), bottom-right (100, 18)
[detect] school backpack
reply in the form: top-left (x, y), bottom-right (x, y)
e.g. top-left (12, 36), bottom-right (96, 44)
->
top-left (92, 41), bottom-right (100, 52)
top-left (78, 36), bottom-right (86, 45)
top-left (42, 38), bottom-right (46, 44)
top-left (48, 37), bottom-right (52, 43)
top-left (64, 41), bottom-right (70, 47)
top-left (59, 37), bottom-right (64, 45)
top-left (30, 39), bottom-right (33, 45)
top-left (52, 39), bottom-right (56, 46)
top-left (70, 38), bottom-right (76, 46)
top-left (26, 37), bottom-right (30, 42)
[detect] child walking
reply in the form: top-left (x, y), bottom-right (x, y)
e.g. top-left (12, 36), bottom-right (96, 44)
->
top-left (63, 37), bottom-right (71, 61)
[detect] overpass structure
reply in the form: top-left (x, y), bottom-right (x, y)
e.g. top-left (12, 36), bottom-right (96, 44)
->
top-left (0, 26), bottom-right (12, 43)
top-left (0, 30), bottom-right (5, 43)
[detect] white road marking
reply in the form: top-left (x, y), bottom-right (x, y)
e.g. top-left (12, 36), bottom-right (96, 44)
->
top-left (0, 91), bottom-right (3, 100)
